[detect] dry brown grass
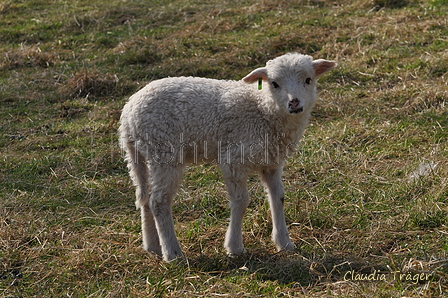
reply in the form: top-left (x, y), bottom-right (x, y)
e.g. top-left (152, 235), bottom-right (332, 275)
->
top-left (1, 45), bottom-right (58, 70)
top-left (61, 71), bottom-right (119, 98)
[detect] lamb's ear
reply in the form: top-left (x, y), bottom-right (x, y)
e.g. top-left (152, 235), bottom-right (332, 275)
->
top-left (313, 59), bottom-right (337, 77)
top-left (242, 67), bottom-right (268, 83)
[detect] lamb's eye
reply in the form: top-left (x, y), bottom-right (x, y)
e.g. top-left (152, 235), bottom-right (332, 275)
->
top-left (305, 78), bottom-right (312, 85)
top-left (272, 81), bottom-right (280, 89)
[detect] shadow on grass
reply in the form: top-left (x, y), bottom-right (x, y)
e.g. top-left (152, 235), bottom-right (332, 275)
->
top-left (187, 250), bottom-right (389, 286)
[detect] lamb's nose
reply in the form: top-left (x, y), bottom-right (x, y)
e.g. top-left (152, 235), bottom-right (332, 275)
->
top-left (291, 98), bottom-right (299, 103)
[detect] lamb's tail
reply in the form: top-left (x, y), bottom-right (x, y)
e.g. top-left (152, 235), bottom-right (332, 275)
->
top-left (119, 124), bottom-right (150, 210)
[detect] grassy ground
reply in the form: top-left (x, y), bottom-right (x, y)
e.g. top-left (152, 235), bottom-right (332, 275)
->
top-left (1, 0), bottom-right (447, 296)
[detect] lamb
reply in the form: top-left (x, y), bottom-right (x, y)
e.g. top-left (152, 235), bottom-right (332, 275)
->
top-left (119, 53), bottom-right (336, 262)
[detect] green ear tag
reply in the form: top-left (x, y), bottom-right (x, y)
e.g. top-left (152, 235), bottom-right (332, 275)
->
top-left (258, 78), bottom-right (262, 90)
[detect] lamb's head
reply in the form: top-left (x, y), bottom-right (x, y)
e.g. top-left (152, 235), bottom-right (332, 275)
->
top-left (243, 53), bottom-right (336, 114)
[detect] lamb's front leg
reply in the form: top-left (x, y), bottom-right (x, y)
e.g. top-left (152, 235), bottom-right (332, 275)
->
top-left (223, 175), bottom-right (249, 256)
top-left (260, 167), bottom-right (294, 251)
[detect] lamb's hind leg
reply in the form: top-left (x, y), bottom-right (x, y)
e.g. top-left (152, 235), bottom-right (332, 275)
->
top-left (141, 204), bottom-right (162, 255)
top-left (260, 167), bottom-right (294, 252)
top-left (149, 164), bottom-right (184, 262)
top-left (123, 141), bottom-right (162, 255)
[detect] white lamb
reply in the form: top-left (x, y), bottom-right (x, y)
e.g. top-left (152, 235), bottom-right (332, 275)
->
top-left (119, 53), bottom-right (336, 262)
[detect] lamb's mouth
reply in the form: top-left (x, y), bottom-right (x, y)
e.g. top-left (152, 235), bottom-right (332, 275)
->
top-left (288, 100), bottom-right (304, 113)
top-left (289, 106), bottom-right (304, 113)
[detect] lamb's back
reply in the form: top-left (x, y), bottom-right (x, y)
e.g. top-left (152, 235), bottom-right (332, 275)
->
top-left (128, 77), bottom-right (267, 140)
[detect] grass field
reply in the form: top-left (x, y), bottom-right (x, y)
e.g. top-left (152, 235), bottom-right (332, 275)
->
top-left (1, 0), bottom-right (447, 296)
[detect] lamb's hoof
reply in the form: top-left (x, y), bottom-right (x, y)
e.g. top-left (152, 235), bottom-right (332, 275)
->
top-left (166, 255), bottom-right (187, 265)
top-left (277, 241), bottom-right (295, 252)
top-left (144, 246), bottom-right (163, 257)
top-left (226, 247), bottom-right (247, 258)
top-left (162, 248), bottom-right (186, 263)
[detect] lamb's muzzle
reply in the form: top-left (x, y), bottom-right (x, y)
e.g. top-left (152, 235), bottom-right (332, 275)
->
top-left (288, 98), bottom-right (303, 113)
